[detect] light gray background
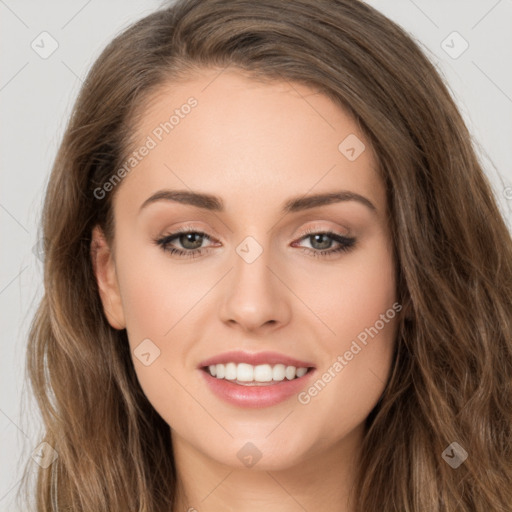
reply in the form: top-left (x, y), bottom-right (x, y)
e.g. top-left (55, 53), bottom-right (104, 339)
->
top-left (1, 1), bottom-right (511, 510)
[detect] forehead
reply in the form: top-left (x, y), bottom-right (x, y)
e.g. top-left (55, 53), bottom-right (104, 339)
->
top-left (115, 68), bottom-right (385, 219)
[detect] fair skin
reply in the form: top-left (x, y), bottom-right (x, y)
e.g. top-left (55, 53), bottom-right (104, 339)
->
top-left (92, 68), bottom-right (398, 512)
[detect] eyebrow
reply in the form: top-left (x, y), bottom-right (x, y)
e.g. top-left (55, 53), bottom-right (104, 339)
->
top-left (138, 189), bottom-right (377, 215)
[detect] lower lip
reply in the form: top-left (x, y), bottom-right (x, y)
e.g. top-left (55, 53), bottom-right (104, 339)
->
top-left (199, 368), bottom-right (316, 408)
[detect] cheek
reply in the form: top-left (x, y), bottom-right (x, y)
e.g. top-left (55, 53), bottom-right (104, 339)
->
top-left (295, 231), bottom-right (396, 345)
top-left (294, 234), bottom-right (397, 431)
top-left (113, 250), bottom-right (195, 426)
top-left (115, 240), bottom-right (206, 344)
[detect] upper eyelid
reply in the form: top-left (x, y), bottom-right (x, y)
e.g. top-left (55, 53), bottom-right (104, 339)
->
top-left (161, 220), bottom-right (351, 239)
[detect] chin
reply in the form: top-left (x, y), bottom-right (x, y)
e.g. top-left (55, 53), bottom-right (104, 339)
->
top-left (206, 434), bottom-right (315, 471)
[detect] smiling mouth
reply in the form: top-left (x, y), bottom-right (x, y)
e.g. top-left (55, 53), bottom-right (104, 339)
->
top-left (202, 362), bottom-right (314, 386)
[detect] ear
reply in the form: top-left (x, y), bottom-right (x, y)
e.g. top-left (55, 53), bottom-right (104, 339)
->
top-left (90, 225), bottom-right (126, 330)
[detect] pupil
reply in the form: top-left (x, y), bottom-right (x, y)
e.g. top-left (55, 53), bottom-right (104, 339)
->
top-left (181, 233), bottom-right (203, 249)
top-left (312, 234), bottom-right (331, 250)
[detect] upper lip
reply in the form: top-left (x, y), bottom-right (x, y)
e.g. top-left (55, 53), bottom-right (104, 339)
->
top-left (198, 350), bottom-right (315, 369)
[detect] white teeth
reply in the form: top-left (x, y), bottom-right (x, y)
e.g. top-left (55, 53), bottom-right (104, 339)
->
top-left (296, 367), bottom-right (308, 377)
top-left (285, 366), bottom-right (296, 380)
top-left (272, 364), bottom-right (286, 381)
top-left (237, 363), bottom-right (254, 382)
top-left (254, 364), bottom-right (273, 382)
top-left (206, 362), bottom-right (310, 382)
top-left (225, 362), bottom-right (237, 380)
top-left (215, 364), bottom-right (225, 379)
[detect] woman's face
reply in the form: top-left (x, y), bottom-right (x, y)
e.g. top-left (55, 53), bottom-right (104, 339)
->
top-left (92, 68), bottom-right (399, 471)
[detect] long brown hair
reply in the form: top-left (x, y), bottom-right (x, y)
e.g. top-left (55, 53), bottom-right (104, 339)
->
top-left (20, 0), bottom-right (512, 510)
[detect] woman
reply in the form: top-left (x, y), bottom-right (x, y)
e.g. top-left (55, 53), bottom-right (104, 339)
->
top-left (21, 0), bottom-right (512, 510)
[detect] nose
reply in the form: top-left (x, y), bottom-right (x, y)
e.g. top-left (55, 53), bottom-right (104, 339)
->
top-left (218, 240), bottom-right (292, 333)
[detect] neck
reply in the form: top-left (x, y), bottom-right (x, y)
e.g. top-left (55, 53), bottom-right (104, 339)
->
top-left (171, 425), bottom-right (363, 512)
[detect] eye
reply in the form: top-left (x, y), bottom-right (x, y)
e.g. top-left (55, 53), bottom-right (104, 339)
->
top-left (154, 227), bottom-right (217, 259)
top-left (153, 227), bottom-right (356, 259)
top-left (292, 228), bottom-right (356, 258)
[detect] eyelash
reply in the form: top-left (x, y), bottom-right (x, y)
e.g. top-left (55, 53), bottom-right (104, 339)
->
top-left (154, 226), bottom-right (356, 260)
